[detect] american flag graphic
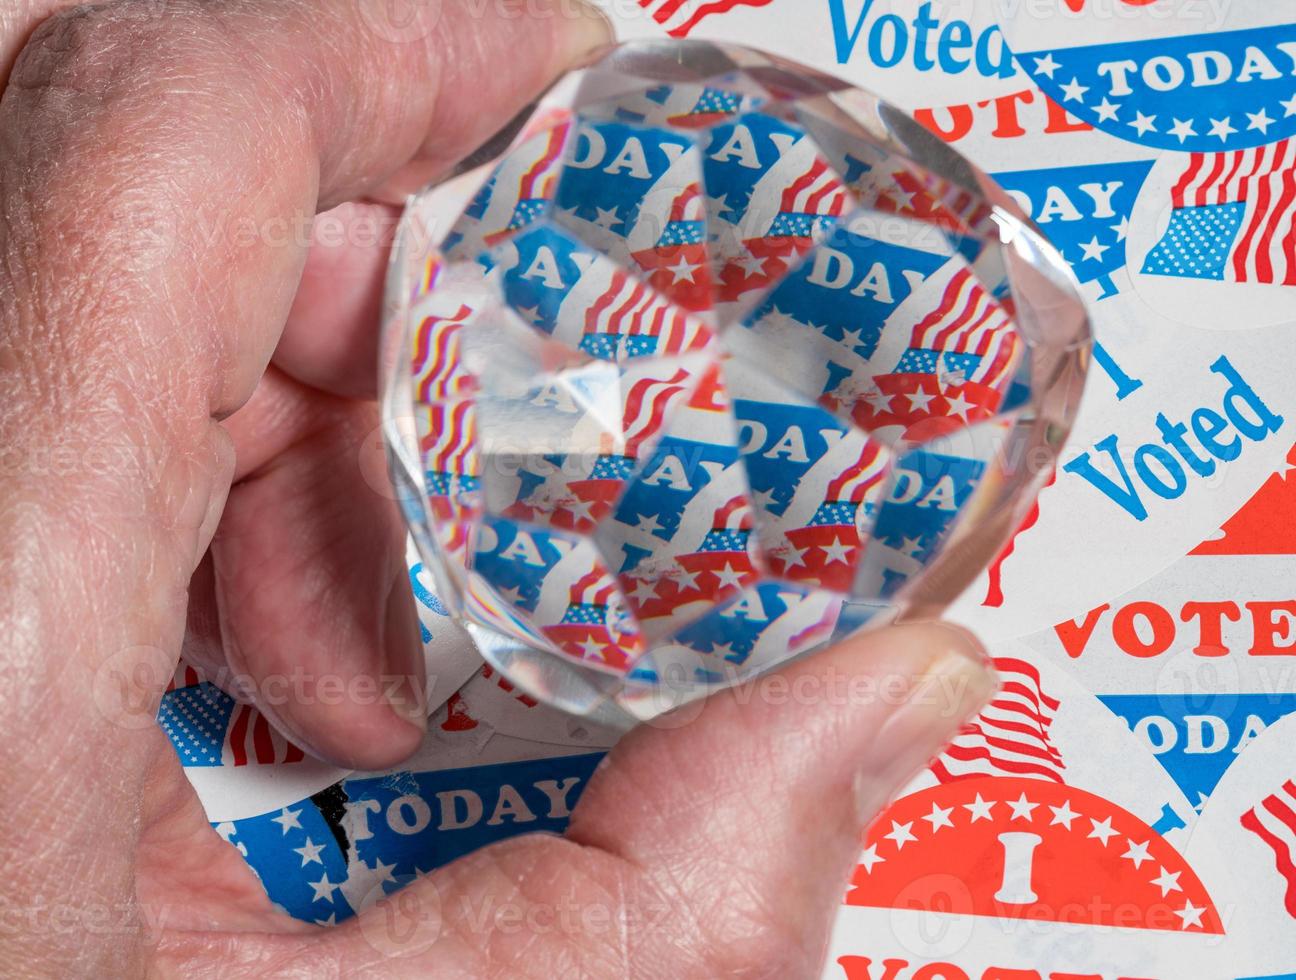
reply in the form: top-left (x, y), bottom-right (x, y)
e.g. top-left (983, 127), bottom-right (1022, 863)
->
top-left (158, 675), bottom-right (305, 768)
top-left (930, 657), bottom-right (1065, 784)
top-left (542, 568), bottom-right (645, 672)
top-left (1240, 778), bottom-right (1296, 919)
top-left (860, 165), bottom-right (995, 240)
top-left (711, 130), bottom-right (855, 315)
top-left (635, 0), bottom-right (777, 38)
top-left (1142, 139), bottom-right (1296, 285)
top-left (756, 427), bottom-right (891, 593)
top-left (823, 260), bottom-right (1022, 444)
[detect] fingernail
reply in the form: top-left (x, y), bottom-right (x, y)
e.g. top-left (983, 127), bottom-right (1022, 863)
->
top-left (383, 580), bottom-right (429, 732)
top-left (853, 635), bottom-right (997, 820)
top-left (558, 0), bottom-right (616, 66)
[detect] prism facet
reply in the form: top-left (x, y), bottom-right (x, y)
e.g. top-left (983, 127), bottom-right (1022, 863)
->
top-left (380, 40), bottom-right (1090, 722)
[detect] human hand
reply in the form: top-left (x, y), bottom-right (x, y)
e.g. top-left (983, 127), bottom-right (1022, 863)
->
top-left (0, 2), bottom-right (995, 974)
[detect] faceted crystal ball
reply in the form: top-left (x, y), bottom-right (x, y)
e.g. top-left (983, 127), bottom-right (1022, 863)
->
top-left (380, 40), bottom-right (1090, 723)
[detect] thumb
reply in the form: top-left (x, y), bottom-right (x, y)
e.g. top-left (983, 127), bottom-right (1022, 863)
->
top-left (563, 620), bottom-right (995, 976)
top-left (295, 621), bottom-right (993, 978)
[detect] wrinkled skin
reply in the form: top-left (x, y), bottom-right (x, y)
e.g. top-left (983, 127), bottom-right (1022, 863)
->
top-left (0, 2), bottom-right (994, 976)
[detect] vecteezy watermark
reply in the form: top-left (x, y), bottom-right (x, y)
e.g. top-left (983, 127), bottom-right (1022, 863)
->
top-left (92, 649), bottom-right (434, 730)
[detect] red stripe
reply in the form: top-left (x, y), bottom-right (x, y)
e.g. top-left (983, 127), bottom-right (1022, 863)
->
top-left (932, 746), bottom-right (1065, 783)
top-left (1264, 792), bottom-right (1296, 838)
top-left (1234, 176), bottom-right (1274, 281)
top-left (519, 124), bottom-right (569, 200)
top-left (1171, 155), bottom-right (1204, 209)
top-left (780, 160), bottom-right (825, 213)
top-left (911, 269), bottom-right (968, 349)
top-left (650, 0), bottom-right (690, 23)
top-left (1195, 152), bottom-right (1229, 208)
top-left (1253, 163), bottom-right (1296, 284)
top-left (665, 0), bottom-right (775, 37)
top-left (1241, 807), bottom-right (1296, 918)
top-left (929, 272), bottom-right (980, 350)
top-left (994, 657), bottom-right (1062, 711)
top-left (252, 713), bottom-right (277, 764)
top-left (1214, 150), bottom-right (1247, 206)
top-left (804, 170), bottom-right (842, 216)
top-left (228, 704), bottom-right (252, 767)
top-left (960, 723), bottom-right (1062, 764)
top-left (586, 272), bottom-right (630, 333)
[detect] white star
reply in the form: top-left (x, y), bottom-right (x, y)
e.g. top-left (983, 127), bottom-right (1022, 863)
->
top-left (666, 256), bottom-right (699, 284)
top-left (563, 498), bottom-right (595, 524)
top-left (820, 536), bottom-right (853, 565)
top-left (1175, 901), bottom-right (1206, 930)
top-left (314, 913), bottom-right (337, 926)
top-left (1087, 816), bottom-right (1118, 846)
top-left (293, 838), bottom-right (325, 867)
top-left (944, 392), bottom-right (973, 421)
top-left (706, 192), bottom-right (730, 213)
top-left (714, 562), bottom-right (747, 590)
top-left (592, 206), bottom-right (623, 230)
top-left (737, 252), bottom-right (767, 278)
top-left (515, 304), bottom-right (542, 324)
top-left (578, 637), bottom-right (606, 660)
top-left (309, 874), bottom-right (339, 903)
top-left (709, 641), bottom-right (738, 661)
top-left (859, 843), bottom-right (885, 873)
top-left (964, 793), bottom-right (995, 822)
top-left (673, 567), bottom-right (701, 592)
top-left (922, 803), bottom-right (955, 832)
top-left (863, 386), bottom-right (893, 412)
top-left (1207, 117), bottom-right (1237, 142)
top-left (839, 326), bottom-right (866, 349)
top-left (496, 584), bottom-right (525, 607)
top-left (1079, 236), bottom-right (1110, 262)
top-left (1246, 108), bottom-right (1274, 134)
top-left (1168, 118), bottom-right (1198, 143)
top-left (1032, 52), bottom-right (1061, 78)
top-left (1150, 866), bottom-right (1183, 897)
top-left (634, 513), bottom-right (662, 535)
top-left (776, 542), bottom-right (808, 569)
top-left (1094, 97), bottom-right (1120, 122)
top-left (1007, 793), bottom-right (1038, 821)
top-left (630, 578), bottom-right (659, 603)
top-left (1283, 92), bottom-right (1296, 117)
top-left (1048, 800), bottom-right (1080, 829)
top-left (1110, 216), bottom-right (1130, 242)
top-left (899, 536), bottom-right (924, 558)
top-left (271, 807), bottom-right (303, 835)
top-left (1122, 839), bottom-right (1152, 869)
top-left (906, 388), bottom-right (936, 412)
top-left (884, 819), bottom-right (918, 850)
top-left (372, 858), bottom-right (399, 884)
top-left (1059, 77), bottom-right (1089, 103)
top-left (752, 487), bottom-right (778, 510)
top-left (1128, 111), bottom-right (1157, 135)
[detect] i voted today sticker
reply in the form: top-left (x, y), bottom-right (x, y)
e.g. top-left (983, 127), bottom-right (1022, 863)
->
top-left (995, 0), bottom-right (1296, 153)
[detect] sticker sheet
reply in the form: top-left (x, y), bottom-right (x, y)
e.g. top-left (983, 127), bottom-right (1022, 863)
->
top-left (167, 3), bottom-right (1296, 976)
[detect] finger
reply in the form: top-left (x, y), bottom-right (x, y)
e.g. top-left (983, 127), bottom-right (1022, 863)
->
top-left (212, 371), bottom-right (426, 770)
top-left (214, 623), bottom-right (991, 977)
top-left (561, 622), bottom-right (995, 976)
top-left (273, 200), bottom-right (402, 400)
top-left (0, 0), bottom-right (84, 87)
